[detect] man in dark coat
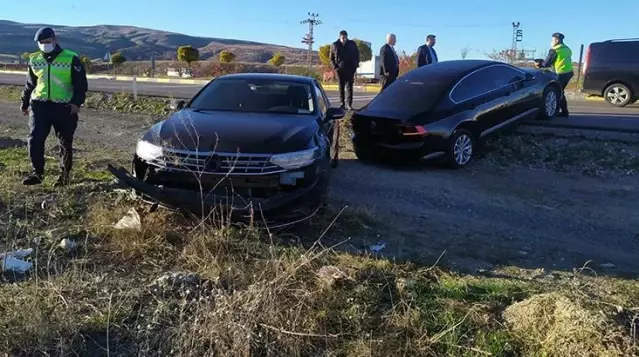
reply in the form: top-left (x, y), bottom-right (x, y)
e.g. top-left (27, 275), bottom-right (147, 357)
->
top-left (379, 33), bottom-right (400, 90)
top-left (329, 30), bottom-right (360, 110)
top-left (417, 34), bottom-right (438, 67)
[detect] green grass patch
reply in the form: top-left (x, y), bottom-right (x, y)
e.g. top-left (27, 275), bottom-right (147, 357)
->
top-left (0, 84), bottom-right (173, 116)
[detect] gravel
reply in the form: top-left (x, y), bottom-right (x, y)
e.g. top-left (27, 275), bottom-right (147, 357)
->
top-left (1, 99), bottom-right (638, 276)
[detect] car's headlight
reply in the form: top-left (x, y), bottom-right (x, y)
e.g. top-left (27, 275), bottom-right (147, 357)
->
top-left (136, 140), bottom-right (163, 161)
top-left (270, 148), bottom-right (320, 170)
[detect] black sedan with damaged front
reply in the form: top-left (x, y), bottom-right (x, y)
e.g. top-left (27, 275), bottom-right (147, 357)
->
top-left (108, 73), bottom-right (345, 221)
top-left (351, 59), bottom-right (564, 168)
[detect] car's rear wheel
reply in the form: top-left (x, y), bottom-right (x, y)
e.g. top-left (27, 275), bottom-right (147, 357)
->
top-left (537, 85), bottom-right (559, 120)
top-left (445, 128), bottom-right (474, 169)
top-left (604, 83), bottom-right (633, 107)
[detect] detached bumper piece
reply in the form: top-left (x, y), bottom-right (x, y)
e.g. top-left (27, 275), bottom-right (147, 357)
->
top-left (107, 164), bottom-right (324, 225)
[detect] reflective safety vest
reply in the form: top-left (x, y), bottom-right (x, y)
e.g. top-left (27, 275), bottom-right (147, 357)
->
top-left (552, 43), bottom-right (573, 75)
top-left (29, 49), bottom-right (77, 103)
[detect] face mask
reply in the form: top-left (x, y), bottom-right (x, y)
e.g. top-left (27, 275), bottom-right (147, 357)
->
top-left (38, 43), bottom-right (55, 53)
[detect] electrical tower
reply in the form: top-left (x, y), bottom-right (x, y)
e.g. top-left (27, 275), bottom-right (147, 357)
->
top-left (511, 22), bottom-right (523, 63)
top-left (301, 12), bottom-right (321, 72)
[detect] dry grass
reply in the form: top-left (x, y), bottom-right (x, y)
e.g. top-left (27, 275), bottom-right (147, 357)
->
top-left (1, 123), bottom-right (638, 356)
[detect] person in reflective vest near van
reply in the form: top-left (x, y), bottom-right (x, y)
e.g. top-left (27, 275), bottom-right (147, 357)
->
top-left (20, 27), bottom-right (88, 186)
top-left (536, 32), bottom-right (573, 117)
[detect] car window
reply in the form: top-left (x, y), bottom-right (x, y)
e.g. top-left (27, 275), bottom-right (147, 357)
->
top-left (314, 84), bottom-right (328, 115)
top-left (450, 65), bottom-right (523, 103)
top-left (189, 78), bottom-right (315, 115)
top-left (364, 78), bottom-right (451, 116)
top-left (605, 43), bottom-right (639, 63)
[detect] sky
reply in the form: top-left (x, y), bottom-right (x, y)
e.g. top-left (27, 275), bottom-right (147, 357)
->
top-left (3, 0), bottom-right (638, 62)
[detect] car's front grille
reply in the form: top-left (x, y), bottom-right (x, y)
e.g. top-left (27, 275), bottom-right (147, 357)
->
top-left (149, 149), bottom-right (285, 176)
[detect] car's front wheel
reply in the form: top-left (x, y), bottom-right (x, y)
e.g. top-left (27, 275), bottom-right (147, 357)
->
top-left (604, 83), bottom-right (633, 107)
top-left (445, 128), bottom-right (474, 169)
top-left (537, 85), bottom-right (559, 120)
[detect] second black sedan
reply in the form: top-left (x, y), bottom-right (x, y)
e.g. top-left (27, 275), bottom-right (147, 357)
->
top-left (351, 59), bottom-right (563, 168)
top-left (108, 73), bottom-right (345, 222)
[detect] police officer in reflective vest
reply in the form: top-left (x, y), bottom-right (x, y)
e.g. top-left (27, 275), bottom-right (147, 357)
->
top-left (536, 32), bottom-right (573, 117)
top-left (20, 27), bottom-right (88, 186)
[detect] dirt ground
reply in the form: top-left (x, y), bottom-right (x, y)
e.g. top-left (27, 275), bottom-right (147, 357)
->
top-left (2, 100), bottom-right (638, 276)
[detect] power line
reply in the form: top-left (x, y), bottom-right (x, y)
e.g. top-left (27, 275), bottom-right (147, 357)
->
top-left (300, 12), bottom-right (321, 72)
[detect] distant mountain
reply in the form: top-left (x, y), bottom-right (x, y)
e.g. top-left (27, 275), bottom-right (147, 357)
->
top-left (0, 20), bottom-right (314, 64)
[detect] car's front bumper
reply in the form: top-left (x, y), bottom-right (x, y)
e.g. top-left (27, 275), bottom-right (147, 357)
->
top-left (107, 161), bottom-right (329, 223)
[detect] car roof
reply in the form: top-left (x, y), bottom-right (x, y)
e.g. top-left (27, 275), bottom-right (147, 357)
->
top-left (215, 72), bottom-right (316, 84)
top-left (403, 59), bottom-right (504, 82)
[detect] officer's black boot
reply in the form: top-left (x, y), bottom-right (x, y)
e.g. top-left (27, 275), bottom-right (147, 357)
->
top-left (22, 172), bottom-right (43, 185)
top-left (558, 96), bottom-right (569, 117)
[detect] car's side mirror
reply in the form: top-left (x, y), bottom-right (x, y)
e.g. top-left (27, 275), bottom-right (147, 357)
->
top-left (524, 72), bottom-right (535, 81)
top-left (170, 100), bottom-right (186, 111)
top-left (324, 107), bottom-right (347, 122)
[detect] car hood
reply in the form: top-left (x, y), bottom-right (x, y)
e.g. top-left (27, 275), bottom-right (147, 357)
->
top-left (142, 109), bottom-right (318, 154)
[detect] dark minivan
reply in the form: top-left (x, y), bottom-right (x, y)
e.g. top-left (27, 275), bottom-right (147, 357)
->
top-left (581, 38), bottom-right (639, 107)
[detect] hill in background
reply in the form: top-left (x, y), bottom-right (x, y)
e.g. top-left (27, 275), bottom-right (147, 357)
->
top-left (0, 20), bottom-right (314, 64)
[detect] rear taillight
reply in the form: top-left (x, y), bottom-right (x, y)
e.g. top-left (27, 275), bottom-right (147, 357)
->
top-left (582, 46), bottom-right (590, 75)
top-left (402, 125), bottom-right (428, 136)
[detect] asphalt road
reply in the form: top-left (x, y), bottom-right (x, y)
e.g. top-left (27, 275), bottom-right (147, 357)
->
top-left (2, 72), bottom-right (639, 132)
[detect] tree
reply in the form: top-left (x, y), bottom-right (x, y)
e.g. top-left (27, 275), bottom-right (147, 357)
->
top-left (219, 51), bottom-right (236, 64)
top-left (318, 44), bottom-right (331, 67)
top-left (177, 45), bottom-right (199, 68)
top-left (80, 55), bottom-right (92, 73)
top-left (111, 52), bottom-right (126, 67)
top-left (268, 53), bottom-right (285, 67)
top-left (484, 49), bottom-right (511, 62)
top-left (353, 39), bottom-right (372, 63)
top-left (460, 46), bottom-right (471, 59)
top-left (399, 50), bottom-right (418, 75)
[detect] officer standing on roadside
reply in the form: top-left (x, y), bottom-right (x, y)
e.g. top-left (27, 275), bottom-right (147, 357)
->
top-left (20, 27), bottom-right (88, 186)
top-left (536, 32), bottom-right (573, 117)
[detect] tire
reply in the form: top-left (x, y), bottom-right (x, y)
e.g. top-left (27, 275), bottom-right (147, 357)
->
top-left (537, 85), bottom-right (560, 120)
top-left (445, 128), bottom-right (475, 169)
top-left (604, 83), bottom-right (633, 107)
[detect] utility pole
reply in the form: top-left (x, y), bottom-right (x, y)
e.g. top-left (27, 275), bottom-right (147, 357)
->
top-left (301, 12), bottom-right (321, 73)
top-left (511, 22), bottom-right (523, 64)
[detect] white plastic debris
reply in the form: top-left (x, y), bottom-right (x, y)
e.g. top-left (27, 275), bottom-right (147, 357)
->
top-left (58, 238), bottom-right (78, 252)
top-left (0, 248), bottom-right (34, 273)
top-left (114, 208), bottom-right (142, 230)
top-left (600, 263), bottom-right (616, 269)
top-left (369, 242), bottom-right (387, 252)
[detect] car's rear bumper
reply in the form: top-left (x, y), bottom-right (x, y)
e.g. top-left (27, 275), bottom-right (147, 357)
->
top-left (107, 163), bottom-right (328, 223)
top-left (352, 133), bottom-right (448, 160)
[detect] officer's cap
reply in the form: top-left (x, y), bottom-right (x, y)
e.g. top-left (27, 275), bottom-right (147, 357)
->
top-left (34, 27), bottom-right (56, 42)
top-left (552, 32), bottom-right (565, 41)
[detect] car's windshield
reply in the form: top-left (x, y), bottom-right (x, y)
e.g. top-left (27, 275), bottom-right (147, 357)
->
top-left (364, 78), bottom-right (451, 117)
top-left (189, 78), bottom-right (316, 115)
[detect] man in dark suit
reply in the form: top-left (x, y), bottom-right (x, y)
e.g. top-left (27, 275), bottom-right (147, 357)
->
top-left (329, 30), bottom-right (360, 110)
top-left (417, 34), bottom-right (438, 67)
top-left (379, 33), bottom-right (400, 90)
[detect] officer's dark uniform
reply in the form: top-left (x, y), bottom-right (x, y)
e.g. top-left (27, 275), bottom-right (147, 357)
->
top-left (20, 27), bottom-right (88, 186)
top-left (329, 31), bottom-right (360, 110)
top-left (538, 32), bottom-right (574, 117)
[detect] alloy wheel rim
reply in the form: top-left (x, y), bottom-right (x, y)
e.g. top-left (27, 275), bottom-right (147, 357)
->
top-left (607, 87), bottom-right (629, 105)
top-left (545, 91), bottom-right (557, 116)
top-left (453, 134), bottom-right (473, 165)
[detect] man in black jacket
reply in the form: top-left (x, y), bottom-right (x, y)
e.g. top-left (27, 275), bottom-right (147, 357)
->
top-left (379, 33), bottom-right (399, 90)
top-left (417, 34), bottom-right (438, 67)
top-left (20, 27), bottom-right (88, 186)
top-left (329, 30), bottom-right (360, 110)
